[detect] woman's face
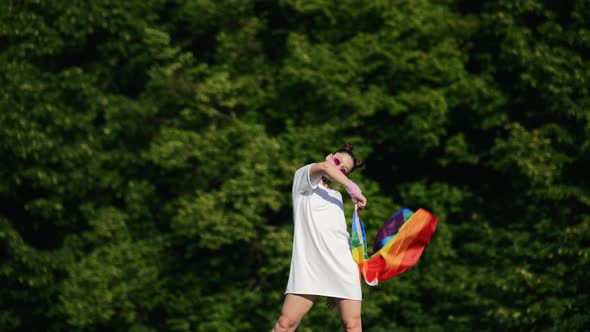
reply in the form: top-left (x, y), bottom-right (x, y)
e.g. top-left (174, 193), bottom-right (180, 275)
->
top-left (327, 152), bottom-right (354, 177)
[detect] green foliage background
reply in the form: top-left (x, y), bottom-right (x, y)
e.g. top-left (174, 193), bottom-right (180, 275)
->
top-left (1, 0), bottom-right (589, 331)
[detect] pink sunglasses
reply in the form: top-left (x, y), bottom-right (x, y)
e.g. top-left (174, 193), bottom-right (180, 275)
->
top-left (333, 157), bottom-right (348, 175)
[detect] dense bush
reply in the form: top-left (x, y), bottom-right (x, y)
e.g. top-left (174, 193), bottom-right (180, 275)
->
top-left (1, 0), bottom-right (588, 330)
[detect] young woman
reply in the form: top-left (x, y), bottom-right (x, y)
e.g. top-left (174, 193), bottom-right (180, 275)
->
top-left (272, 144), bottom-right (367, 332)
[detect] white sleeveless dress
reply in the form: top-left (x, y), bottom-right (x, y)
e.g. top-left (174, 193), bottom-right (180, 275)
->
top-left (285, 164), bottom-right (362, 301)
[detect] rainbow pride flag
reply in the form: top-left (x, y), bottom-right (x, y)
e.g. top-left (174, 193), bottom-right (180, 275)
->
top-left (350, 206), bottom-right (438, 286)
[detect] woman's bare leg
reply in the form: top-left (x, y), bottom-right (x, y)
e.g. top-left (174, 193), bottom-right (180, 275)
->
top-left (336, 298), bottom-right (362, 332)
top-left (271, 294), bottom-right (318, 332)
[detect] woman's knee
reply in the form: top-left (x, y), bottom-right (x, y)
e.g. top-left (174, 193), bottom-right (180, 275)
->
top-left (273, 314), bottom-right (298, 332)
top-left (341, 315), bottom-right (362, 331)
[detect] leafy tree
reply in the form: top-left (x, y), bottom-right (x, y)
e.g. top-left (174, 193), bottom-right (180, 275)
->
top-left (1, 0), bottom-right (588, 331)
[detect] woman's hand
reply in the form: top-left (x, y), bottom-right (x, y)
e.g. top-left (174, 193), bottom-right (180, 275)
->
top-left (346, 181), bottom-right (366, 209)
top-left (353, 193), bottom-right (367, 210)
